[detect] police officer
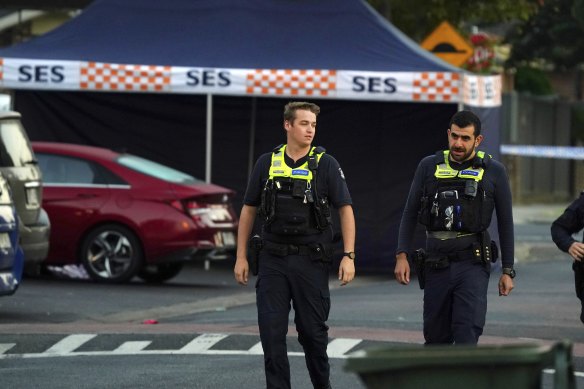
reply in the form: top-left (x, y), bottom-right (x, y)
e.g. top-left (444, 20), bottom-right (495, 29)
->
top-left (394, 110), bottom-right (515, 344)
top-left (234, 101), bottom-right (356, 389)
top-left (551, 192), bottom-right (584, 324)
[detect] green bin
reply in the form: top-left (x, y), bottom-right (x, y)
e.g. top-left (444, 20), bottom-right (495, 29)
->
top-left (344, 341), bottom-right (575, 389)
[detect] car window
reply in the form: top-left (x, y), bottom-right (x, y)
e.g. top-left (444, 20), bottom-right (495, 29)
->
top-left (37, 153), bottom-right (126, 185)
top-left (0, 119), bottom-right (36, 167)
top-left (117, 155), bottom-right (202, 184)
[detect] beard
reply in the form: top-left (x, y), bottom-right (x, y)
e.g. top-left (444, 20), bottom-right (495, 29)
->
top-left (449, 146), bottom-right (475, 162)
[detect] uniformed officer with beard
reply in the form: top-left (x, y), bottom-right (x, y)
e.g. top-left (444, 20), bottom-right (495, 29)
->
top-left (394, 110), bottom-right (515, 344)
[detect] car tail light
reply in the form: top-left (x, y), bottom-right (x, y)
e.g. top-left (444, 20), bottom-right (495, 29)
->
top-left (185, 201), bottom-right (235, 228)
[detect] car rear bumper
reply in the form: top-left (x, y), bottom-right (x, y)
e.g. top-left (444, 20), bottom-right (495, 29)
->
top-left (152, 246), bottom-right (236, 263)
top-left (20, 209), bottom-right (50, 263)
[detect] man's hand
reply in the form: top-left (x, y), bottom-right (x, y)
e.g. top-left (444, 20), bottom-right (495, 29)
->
top-left (234, 258), bottom-right (249, 286)
top-left (394, 252), bottom-right (410, 285)
top-left (569, 242), bottom-right (584, 262)
top-left (338, 257), bottom-right (355, 286)
top-left (498, 274), bottom-right (514, 296)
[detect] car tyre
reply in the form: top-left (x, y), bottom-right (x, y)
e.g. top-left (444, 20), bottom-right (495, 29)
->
top-left (137, 262), bottom-right (184, 283)
top-left (80, 224), bottom-right (143, 283)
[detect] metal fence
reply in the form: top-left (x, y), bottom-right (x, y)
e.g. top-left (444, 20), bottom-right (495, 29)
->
top-left (501, 92), bottom-right (583, 203)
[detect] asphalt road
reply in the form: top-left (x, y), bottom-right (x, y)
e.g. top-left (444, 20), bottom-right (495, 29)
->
top-left (0, 212), bottom-right (579, 388)
top-left (0, 247), bottom-right (582, 388)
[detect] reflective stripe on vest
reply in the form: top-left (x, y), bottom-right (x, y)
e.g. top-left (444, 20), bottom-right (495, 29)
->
top-left (268, 144), bottom-right (324, 181)
top-left (434, 150), bottom-right (486, 181)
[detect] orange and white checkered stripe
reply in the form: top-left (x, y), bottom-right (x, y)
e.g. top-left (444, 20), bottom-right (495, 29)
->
top-left (80, 62), bottom-right (171, 92)
top-left (412, 72), bottom-right (460, 102)
top-left (246, 69), bottom-right (336, 97)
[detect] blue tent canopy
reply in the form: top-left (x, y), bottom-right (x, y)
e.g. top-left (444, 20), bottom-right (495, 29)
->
top-left (0, 0), bottom-right (502, 270)
top-left (0, 0), bottom-right (459, 72)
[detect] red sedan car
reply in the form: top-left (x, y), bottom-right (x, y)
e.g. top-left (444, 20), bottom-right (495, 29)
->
top-left (32, 142), bottom-right (238, 283)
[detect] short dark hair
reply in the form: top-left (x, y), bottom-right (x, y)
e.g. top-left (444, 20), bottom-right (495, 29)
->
top-left (449, 110), bottom-right (482, 136)
top-left (283, 102), bottom-right (320, 123)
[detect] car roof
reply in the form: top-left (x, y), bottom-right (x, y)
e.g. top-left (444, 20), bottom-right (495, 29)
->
top-left (31, 141), bottom-right (123, 161)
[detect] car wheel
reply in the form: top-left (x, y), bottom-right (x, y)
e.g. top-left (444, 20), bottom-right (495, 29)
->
top-left (137, 263), bottom-right (184, 283)
top-left (80, 224), bottom-right (143, 283)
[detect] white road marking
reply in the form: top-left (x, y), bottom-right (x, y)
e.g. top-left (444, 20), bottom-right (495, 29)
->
top-left (113, 341), bottom-right (152, 353)
top-left (0, 332), bottom-right (582, 381)
top-left (177, 333), bottom-right (228, 353)
top-left (0, 343), bottom-right (15, 354)
top-left (327, 338), bottom-right (362, 357)
top-left (43, 334), bottom-right (97, 355)
top-left (248, 342), bottom-right (264, 354)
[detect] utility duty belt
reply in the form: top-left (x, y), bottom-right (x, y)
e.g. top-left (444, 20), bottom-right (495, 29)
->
top-left (427, 231), bottom-right (498, 266)
top-left (263, 240), bottom-right (333, 262)
top-left (413, 230), bottom-right (499, 290)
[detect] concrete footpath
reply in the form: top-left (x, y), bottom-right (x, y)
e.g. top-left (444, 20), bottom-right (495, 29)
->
top-left (512, 203), bottom-right (571, 263)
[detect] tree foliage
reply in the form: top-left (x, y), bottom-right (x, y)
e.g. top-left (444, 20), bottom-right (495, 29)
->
top-left (367, 0), bottom-right (535, 42)
top-left (506, 0), bottom-right (584, 70)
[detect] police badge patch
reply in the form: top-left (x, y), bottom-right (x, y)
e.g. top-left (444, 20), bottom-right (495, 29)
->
top-left (338, 167), bottom-right (345, 180)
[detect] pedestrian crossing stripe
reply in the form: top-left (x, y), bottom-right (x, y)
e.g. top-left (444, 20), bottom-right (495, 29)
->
top-left (0, 333), bottom-right (363, 360)
top-left (1, 333), bottom-right (583, 379)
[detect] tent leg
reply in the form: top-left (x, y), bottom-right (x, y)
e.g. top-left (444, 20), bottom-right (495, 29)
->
top-left (205, 94), bottom-right (213, 183)
top-left (248, 97), bottom-right (257, 178)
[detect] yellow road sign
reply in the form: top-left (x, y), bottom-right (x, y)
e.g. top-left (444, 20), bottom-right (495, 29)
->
top-left (421, 21), bottom-right (473, 67)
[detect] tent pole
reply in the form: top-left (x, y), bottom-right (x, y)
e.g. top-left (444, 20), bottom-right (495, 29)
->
top-left (248, 97), bottom-right (257, 178)
top-left (205, 94), bottom-right (213, 183)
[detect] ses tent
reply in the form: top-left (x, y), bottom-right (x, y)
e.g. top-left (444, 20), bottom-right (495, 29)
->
top-left (0, 0), bottom-right (502, 269)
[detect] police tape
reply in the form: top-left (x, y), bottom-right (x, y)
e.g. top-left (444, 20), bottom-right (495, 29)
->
top-left (500, 145), bottom-right (584, 160)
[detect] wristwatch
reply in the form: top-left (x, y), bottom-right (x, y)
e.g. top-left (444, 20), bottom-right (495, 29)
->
top-left (502, 267), bottom-right (516, 279)
top-left (343, 252), bottom-right (356, 260)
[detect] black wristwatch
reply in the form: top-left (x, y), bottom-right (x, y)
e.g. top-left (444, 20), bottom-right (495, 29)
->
top-left (502, 267), bottom-right (516, 279)
top-left (343, 252), bottom-right (356, 260)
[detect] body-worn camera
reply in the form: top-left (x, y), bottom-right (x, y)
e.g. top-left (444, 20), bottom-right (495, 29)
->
top-left (464, 180), bottom-right (478, 198)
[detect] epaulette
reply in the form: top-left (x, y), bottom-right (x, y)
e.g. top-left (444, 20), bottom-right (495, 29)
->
top-left (313, 146), bottom-right (326, 154)
top-left (472, 153), bottom-right (491, 169)
top-left (272, 144), bottom-right (284, 152)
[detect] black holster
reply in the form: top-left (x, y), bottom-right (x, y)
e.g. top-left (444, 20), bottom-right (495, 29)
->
top-left (413, 249), bottom-right (427, 290)
top-left (307, 242), bottom-right (333, 263)
top-left (479, 230), bottom-right (499, 264)
top-left (248, 234), bottom-right (263, 276)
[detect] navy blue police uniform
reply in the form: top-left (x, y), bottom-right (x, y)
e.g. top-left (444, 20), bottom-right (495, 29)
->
top-left (243, 144), bottom-right (352, 389)
top-left (551, 191), bottom-right (584, 323)
top-left (396, 150), bottom-right (514, 344)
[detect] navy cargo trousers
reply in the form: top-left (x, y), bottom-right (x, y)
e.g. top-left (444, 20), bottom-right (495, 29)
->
top-left (423, 258), bottom-right (490, 344)
top-left (256, 249), bottom-right (331, 389)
